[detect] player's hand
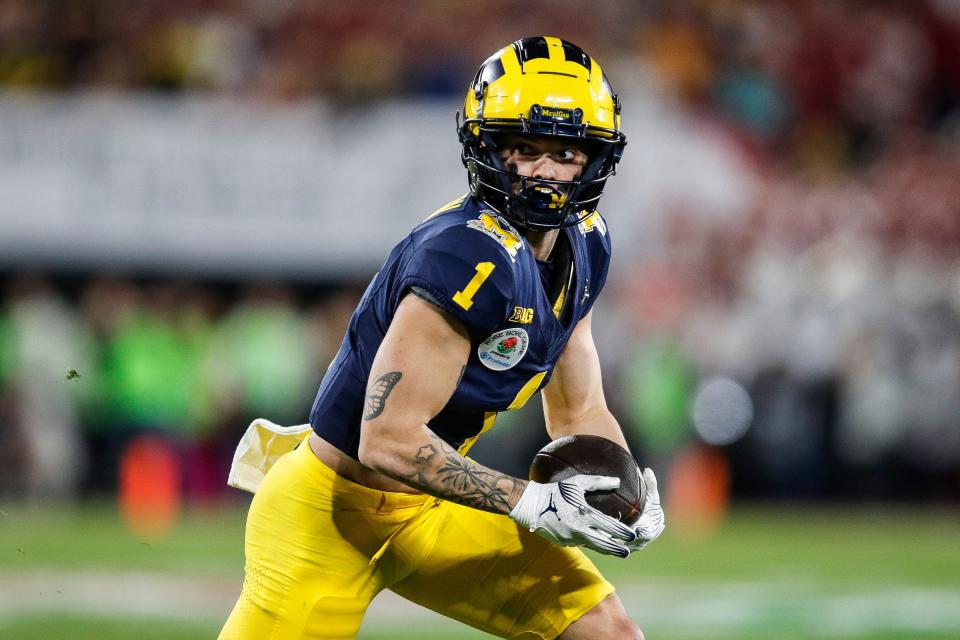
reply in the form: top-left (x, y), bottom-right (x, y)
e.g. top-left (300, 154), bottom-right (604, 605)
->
top-left (509, 475), bottom-right (637, 558)
top-left (626, 467), bottom-right (665, 553)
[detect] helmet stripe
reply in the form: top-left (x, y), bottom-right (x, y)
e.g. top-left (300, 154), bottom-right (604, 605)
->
top-left (543, 36), bottom-right (564, 62)
top-left (561, 41), bottom-right (592, 74)
top-left (514, 37), bottom-right (549, 69)
top-left (473, 57), bottom-right (505, 92)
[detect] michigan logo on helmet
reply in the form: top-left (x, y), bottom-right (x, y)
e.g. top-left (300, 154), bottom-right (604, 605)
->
top-left (458, 37), bottom-right (626, 232)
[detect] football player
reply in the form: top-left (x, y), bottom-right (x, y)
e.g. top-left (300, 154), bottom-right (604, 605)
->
top-left (220, 36), bottom-right (665, 640)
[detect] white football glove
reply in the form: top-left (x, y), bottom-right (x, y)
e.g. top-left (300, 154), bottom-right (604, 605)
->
top-left (626, 467), bottom-right (666, 553)
top-left (509, 475), bottom-right (637, 558)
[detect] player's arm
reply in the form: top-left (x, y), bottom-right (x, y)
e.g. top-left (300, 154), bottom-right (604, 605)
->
top-left (542, 310), bottom-right (629, 449)
top-left (358, 293), bottom-right (635, 556)
top-left (357, 292), bottom-right (528, 515)
top-left (543, 310), bottom-right (667, 553)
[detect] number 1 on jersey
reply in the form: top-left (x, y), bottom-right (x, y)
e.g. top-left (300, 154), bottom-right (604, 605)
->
top-left (453, 262), bottom-right (495, 311)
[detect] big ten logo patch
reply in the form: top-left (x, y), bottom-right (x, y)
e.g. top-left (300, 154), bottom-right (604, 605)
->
top-left (509, 306), bottom-right (534, 324)
top-left (467, 212), bottom-right (524, 261)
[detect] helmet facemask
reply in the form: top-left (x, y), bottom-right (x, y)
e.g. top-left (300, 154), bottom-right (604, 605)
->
top-left (460, 124), bottom-right (622, 232)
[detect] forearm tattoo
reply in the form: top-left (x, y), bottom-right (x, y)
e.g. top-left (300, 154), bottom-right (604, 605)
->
top-left (403, 433), bottom-right (527, 515)
top-left (364, 371), bottom-right (402, 420)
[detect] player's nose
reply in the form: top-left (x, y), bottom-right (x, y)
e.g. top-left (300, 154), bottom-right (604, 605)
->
top-left (530, 154), bottom-right (560, 180)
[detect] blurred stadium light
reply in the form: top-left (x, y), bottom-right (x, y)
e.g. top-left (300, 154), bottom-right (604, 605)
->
top-left (692, 377), bottom-right (753, 446)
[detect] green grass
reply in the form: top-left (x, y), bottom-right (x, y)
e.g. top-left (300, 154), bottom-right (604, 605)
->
top-left (1, 500), bottom-right (958, 639)
top-left (0, 499), bottom-right (248, 575)
top-left (592, 505), bottom-right (960, 587)
top-left (0, 614), bottom-right (218, 640)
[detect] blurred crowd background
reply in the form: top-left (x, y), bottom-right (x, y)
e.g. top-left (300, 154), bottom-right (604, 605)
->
top-left (1, 0), bottom-right (959, 515)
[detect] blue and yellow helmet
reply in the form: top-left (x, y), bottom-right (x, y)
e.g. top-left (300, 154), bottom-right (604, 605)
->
top-left (459, 36), bottom-right (626, 231)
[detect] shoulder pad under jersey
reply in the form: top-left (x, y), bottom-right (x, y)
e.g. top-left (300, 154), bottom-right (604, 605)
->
top-left (575, 210), bottom-right (612, 314)
top-left (399, 213), bottom-right (522, 335)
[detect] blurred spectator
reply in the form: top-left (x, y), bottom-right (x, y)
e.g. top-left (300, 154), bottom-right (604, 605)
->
top-left (208, 283), bottom-right (313, 424)
top-left (2, 274), bottom-right (96, 500)
top-left (98, 282), bottom-right (213, 437)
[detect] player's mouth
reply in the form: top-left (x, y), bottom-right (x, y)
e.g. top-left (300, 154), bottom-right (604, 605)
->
top-left (519, 183), bottom-right (568, 211)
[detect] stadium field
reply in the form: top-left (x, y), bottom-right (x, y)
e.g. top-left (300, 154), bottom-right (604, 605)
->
top-left (1, 501), bottom-right (957, 639)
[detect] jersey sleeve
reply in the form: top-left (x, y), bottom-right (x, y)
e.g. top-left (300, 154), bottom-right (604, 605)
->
top-left (398, 225), bottom-right (515, 336)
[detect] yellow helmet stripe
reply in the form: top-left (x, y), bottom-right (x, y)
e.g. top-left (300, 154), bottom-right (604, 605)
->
top-left (500, 44), bottom-right (522, 77)
top-left (544, 36), bottom-right (564, 63)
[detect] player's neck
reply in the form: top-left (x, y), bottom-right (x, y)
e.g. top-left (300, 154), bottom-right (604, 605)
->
top-left (525, 228), bottom-right (560, 261)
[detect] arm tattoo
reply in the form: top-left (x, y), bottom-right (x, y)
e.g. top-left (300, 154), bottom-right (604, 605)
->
top-left (415, 444), bottom-right (437, 464)
top-left (402, 433), bottom-right (527, 515)
top-left (364, 371), bottom-right (402, 420)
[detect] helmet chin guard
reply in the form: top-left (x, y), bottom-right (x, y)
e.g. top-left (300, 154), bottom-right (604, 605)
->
top-left (458, 37), bottom-right (626, 232)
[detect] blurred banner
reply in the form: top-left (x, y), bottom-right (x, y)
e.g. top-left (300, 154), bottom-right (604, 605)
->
top-left (0, 95), bottom-right (464, 276)
top-left (0, 90), bottom-right (753, 276)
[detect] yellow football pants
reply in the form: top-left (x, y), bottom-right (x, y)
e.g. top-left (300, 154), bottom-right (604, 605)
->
top-left (219, 440), bottom-right (614, 640)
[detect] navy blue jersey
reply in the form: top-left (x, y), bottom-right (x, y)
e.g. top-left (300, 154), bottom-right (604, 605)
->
top-left (310, 195), bottom-right (611, 459)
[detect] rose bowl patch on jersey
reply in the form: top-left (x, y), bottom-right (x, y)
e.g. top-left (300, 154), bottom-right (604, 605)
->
top-left (478, 328), bottom-right (529, 370)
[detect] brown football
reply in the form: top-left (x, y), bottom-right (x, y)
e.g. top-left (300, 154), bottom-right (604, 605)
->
top-left (529, 434), bottom-right (645, 526)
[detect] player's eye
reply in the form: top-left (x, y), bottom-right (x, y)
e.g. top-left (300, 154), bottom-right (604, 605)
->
top-left (514, 142), bottom-right (535, 155)
top-left (557, 149), bottom-right (578, 161)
